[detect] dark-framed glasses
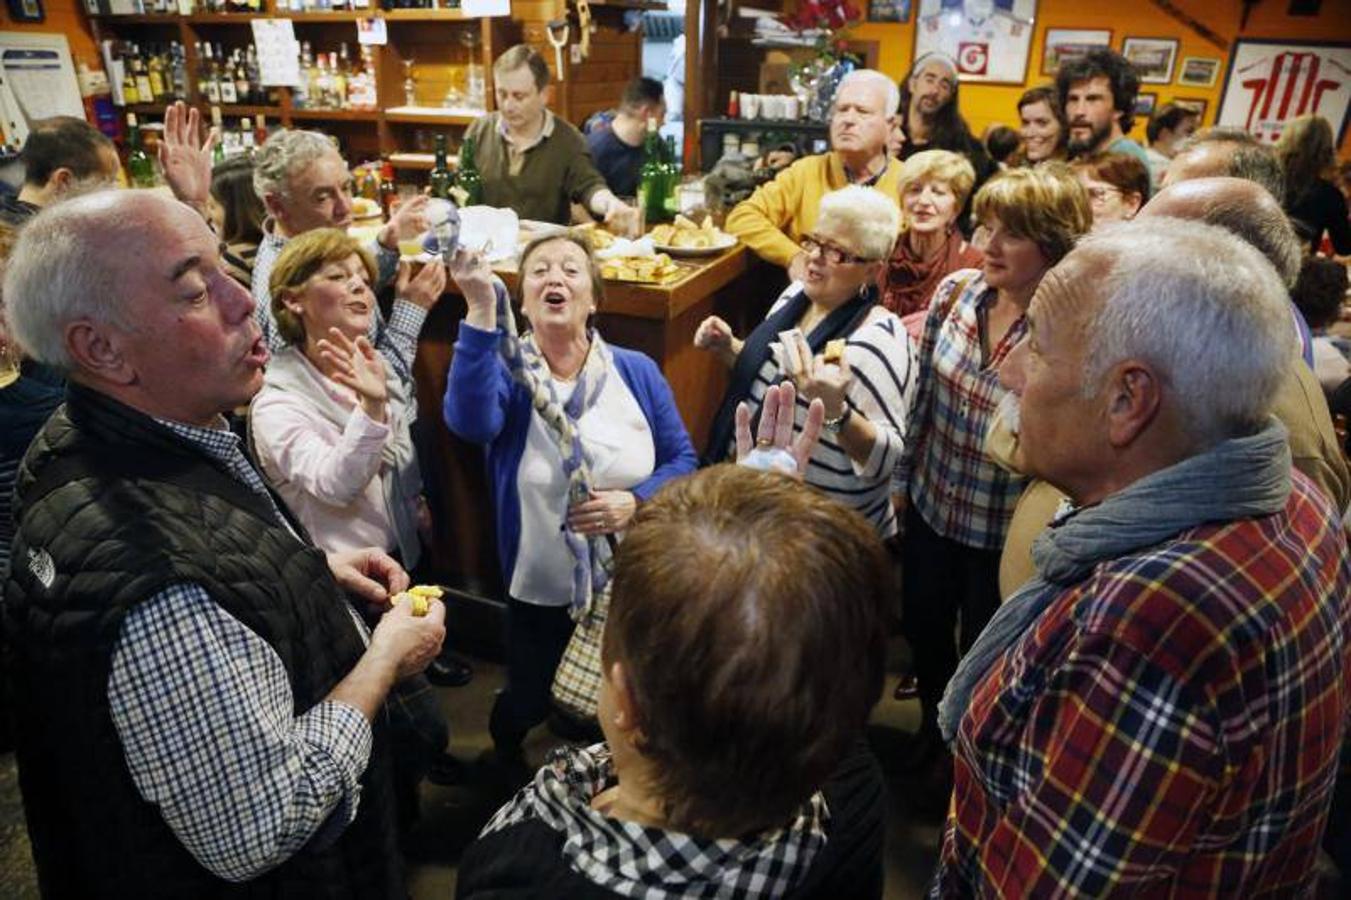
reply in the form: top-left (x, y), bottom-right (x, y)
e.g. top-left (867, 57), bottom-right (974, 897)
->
top-left (800, 234), bottom-right (874, 266)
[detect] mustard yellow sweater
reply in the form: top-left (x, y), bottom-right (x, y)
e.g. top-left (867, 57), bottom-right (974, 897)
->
top-left (724, 152), bottom-right (905, 268)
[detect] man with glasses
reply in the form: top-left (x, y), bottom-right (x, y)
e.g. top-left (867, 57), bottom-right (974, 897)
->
top-left (725, 69), bottom-right (905, 282)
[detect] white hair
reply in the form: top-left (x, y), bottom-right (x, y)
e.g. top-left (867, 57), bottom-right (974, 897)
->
top-left (836, 69), bottom-right (901, 119)
top-left (1079, 218), bottom-right (1295, 447)
top-left (2, 189), bottom-right (147, 371)
top-left (252, 129), bottom-right (339, 202)
top-left (816, 185), bottom-right (901, 261)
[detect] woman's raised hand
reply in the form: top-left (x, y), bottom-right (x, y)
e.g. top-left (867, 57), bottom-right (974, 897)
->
top-left (317, 327), bottom-right (388, 422)
top-left (785, 332), bottom-right (851, 420)
top-left (395, 257), bottom-right (447, 310)
top-left (449, 247), bottom-right (498, 331)
top-left (734, 381), bottom-right (824, 479)
top-left (693, 315), bottom-right (742, 367)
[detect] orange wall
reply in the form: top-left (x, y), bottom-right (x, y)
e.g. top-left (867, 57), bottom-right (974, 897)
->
top-left (850, 0), bottom-right (1351, 156)
top-left (1, 0), bottom-right (101, 71)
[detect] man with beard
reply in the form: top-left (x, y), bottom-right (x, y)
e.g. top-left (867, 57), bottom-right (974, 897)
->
top-left (1056, 48), bottom-right (1149, 169)
top-left (725, 69), bottom-right (905, 280)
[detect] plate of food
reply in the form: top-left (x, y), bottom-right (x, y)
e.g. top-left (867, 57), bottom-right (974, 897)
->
top-left (649, 215), bottom-right (737, 256)
top-left (599, 252), bottom-right (684, 285)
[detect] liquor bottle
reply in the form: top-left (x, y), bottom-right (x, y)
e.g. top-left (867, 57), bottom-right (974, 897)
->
top-left (126, 113), bottom-right (156, 187)
top-left (455, 135), bottom-right (483, 205)
top-left (121, 54), bottom-right (140, 105)
top-left (293, 42), bottom-right (313, 109)
top-left (147, 47), bottom-right (167, 103)
top-left (239, 117), bottom-right (256, 154)
top-left (348, 47), bottom-right (377, 110)
top-left (254, 113), bottom-right (268, 147)
top-left (245, 45), bottom-right (262, 104)
top-left (379, 160), bottom-right (397, 220)
top-left (211, 105), bottom-right (226, 164)
top-left (133, 48), bottom-right (154, 104)
top-left (218, 47), bottom-right (239, 104)
top-left (233, 51), bottom-right (250, 106)
top-left (330, 51), bottom-right (348, 108)
top-left (201, 43), bottom-right (221, 104)
top-left (428, 133), bottom-right (453, 199)
top-left (636, 117), bottom-right (666, 224)
top-left (170, 42), bottom-right (188, 100)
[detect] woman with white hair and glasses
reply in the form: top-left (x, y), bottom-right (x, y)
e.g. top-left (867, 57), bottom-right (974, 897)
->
top-left (695, 185), bottom-right (917, 537)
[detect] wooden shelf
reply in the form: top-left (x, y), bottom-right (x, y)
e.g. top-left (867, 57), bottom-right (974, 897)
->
top-left (288, 107), bottom-right (380, 121)
top-left (588, 0), bottom-right (667, 9)
top-left (285, 10), bottom-right (366, 21)
top-left (126, 102), bottom-right (169, 115)
top-left (189, 13), bottom-right (262, 24)
top-left (89, 13), bottom-right (181, 24)
top-left (382, 9), bottom-right (475, 21)
top-left (384, 106), bottom-right (481, 125)
top-left (389, 152), bottom-right (434, 169)
top-left (215, 104), bottom-right (284, 117)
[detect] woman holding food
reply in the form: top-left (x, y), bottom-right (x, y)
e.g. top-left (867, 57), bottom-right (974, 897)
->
top-left (695, 185), bottom-right (916, 537)
top-left (881, 150), bottom-right (983, 336)
top-left (894, 167), bottom-right (1090, 785)
top-left (444, 232), bottom-right (696, 758)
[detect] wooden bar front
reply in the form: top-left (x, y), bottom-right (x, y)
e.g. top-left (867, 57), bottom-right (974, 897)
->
top-left (413, 246), bottom-right (750, 593)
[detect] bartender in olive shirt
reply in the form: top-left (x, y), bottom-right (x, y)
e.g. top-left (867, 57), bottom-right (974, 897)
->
top-left (465, 45), bottom-right (640, 232)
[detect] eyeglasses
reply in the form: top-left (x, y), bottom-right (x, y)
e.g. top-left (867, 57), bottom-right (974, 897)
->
top-left (1084, 185), bottom-right (1122, 204)
top-left (800, 235), bottom-right (874, 266)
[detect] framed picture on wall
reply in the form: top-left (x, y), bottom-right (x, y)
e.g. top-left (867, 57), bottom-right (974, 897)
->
top-left (1041, 28), bottom-right (1112, 76)
top-left (1172, 97), bottom-right (1208, 121)
top-left (6, 0), bottom-right (45, 22)
top-left (1122, 37), bottom-right (1179, 84)
top-left (1217, 39), bottom-right (1351, 143)
top-left (1133, 92), bottom-right (1158, 119)
top-left (1177, 56), bottom-right (1220, 87)
top-left (912, 0), bottom-right (1038, 85)
top-left (867, 0), bottom-right (911, 24)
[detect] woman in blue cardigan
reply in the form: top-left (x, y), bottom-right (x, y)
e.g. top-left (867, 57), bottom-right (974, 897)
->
top-left (444, 233), bottom-right (696, 758)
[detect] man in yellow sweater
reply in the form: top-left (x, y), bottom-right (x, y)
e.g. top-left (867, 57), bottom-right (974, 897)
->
top-left (725, 69), bottom-right (904, 280)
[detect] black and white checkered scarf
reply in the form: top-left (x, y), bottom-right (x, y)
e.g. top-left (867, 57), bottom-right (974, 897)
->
top-left (481, 743), bottom-right (829, 898)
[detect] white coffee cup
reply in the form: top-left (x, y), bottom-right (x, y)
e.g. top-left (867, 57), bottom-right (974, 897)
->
top-left (740, 94), bottom-right (761, 119)
top-left (783, 96), bottom-right (800, 120)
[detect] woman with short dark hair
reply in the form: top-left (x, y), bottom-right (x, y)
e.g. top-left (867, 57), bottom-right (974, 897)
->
top-left (456, 463), bottom-right (891, 899)
top-left (207, 155), bottom-right (266, 287)
top-left (1072, 150), bottom-right (1151, 227)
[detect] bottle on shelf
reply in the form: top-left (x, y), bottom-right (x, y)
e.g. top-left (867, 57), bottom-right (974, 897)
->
top-left (293, 42), bottom-right (313, 109)
top-left (147, 47), bottom-right (167, 104)
top-left (636, 117), bottom-right (667, 225)
top-left (120, 52), bottom-right (140, 106)
top-left (254, 113), bottom-right (269, 147)
top-left (239, 117), bottom-right (256, 154)
top-left (126, 113), bottom-right (156, 187)
top-left (348, 47), bottom-right (378, 111)
top-left (132, 46), bottom-right (154, 105)
top-left (233, 51), bottom-right (251, 107)
top-left (379, 160), bottom-right (397, 221)
top-left (330, 51), bottom-right (348, 108)
top-left (245, 45), bottom-right (263, 105)
top-left (428, 133), bottom-right (453, 199)
top-left (201, 43), bottom-right (222, 105)
top-left (169, 42), bottom-right (188, 101)
top-left (218, 47), bottom-right (239, 105)
top-left (455, 135), bottom-right (483, 206)
top-left (211, 105), bottom-right (226, 164)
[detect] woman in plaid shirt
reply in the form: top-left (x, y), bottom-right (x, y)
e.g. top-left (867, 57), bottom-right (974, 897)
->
top-left (895, 166), bottom-right (1091, 785)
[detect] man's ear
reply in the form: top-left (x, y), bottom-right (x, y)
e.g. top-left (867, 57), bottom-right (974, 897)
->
top-left (65, 319), bottom-right (135, 386)
top-left (262, 191), bottom-right (287, 228)
top-left (1104, 360), bottom-right (1161, 448)
top-left (543, 84), bottom-right (555, 108)
top-left (47, 168), bottom-right (74, 194)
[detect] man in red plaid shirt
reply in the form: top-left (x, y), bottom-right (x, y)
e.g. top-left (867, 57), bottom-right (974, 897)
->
top-left (933, 216), bottom-right (1351, 897)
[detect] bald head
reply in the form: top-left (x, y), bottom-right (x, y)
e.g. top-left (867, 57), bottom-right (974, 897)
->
top-left (1140, 177), bottom-right (1301, 289)
top-left (3, 190), bottom-right (210, 369)
top-left (1161, 128), bottom-right (1284, 199)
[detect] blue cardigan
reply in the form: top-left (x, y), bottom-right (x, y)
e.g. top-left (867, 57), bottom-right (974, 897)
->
top-left (443, 322), bottom-right (697, 588)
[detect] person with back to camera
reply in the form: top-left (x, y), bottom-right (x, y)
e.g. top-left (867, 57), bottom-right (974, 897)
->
top-left (1274, 114), bottom-right (1351, 256)
top-left (443, 231), bottom-right (696, 762)
top-left (455, 382), bottom-right (890, 898)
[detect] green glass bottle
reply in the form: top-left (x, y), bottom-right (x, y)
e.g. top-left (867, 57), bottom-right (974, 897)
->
top-left (428, 133), bottom-right (453, 199)
top-left (455, 134), bottom-right (483, 206)
top-left (125, 113), bottom-right (156, 188)
top-left (636, 117), bottom-right (666, 224)
top-left (662, 135), bottom-right (680, 219)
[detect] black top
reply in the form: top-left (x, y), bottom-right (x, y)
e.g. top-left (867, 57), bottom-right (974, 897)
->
top-left (1287, 177), bottom-right (1351, 255)
top-left (586, 126), bottom-right (645, 198)
top-left (456, 741), bottom-right (886, 899)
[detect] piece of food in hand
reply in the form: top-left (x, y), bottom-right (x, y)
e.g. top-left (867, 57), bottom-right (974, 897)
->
top-left (391, 583), bottom-right (443, 616)
top-left (352, 197), bottom-right (382, 219)
top-left (823, 339), bottom-right (846, 364)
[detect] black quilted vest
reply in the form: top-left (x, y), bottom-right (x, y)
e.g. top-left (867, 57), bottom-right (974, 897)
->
top-left (2, 385), bottom-right (404, 899)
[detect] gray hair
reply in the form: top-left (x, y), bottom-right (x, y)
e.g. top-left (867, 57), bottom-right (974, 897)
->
top-left (836, 69), bottom-right (901, 121)
top-left (2, 189), bottom-right (144, 371)
top-left (1191, 180), bottom-right (1302, 289)
top-left (1080, 218), bottom-right (1294, 448)
top-left (816, 185), bottom-right (900, 261)
top-left (252, 129), bottom-right (339, 202)
top-left (1174, 127), bottom-right (1285, 201)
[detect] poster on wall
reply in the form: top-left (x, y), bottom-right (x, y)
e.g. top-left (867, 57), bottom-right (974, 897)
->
top-left (867, 0), bottom-right (911, 24)
top-left (1216, 39), bottom-right (1351, 143)
top-left (913, 0), bottom-right (1037, 85)
top-left (1041, 28), bottom-right (1111, 76)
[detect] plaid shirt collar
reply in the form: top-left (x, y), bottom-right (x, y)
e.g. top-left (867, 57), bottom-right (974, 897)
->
top-left (482, 743), bottom-right (829, 898)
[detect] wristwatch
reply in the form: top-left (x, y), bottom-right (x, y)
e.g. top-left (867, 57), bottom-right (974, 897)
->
top-left (822, 405), bottom-right (853, 434)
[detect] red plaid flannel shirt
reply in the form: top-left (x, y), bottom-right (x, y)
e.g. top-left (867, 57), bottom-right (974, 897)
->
top-left (935, 472), bottom-right (1351, 898)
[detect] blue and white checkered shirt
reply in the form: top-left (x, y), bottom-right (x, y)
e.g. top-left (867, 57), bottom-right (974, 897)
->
top-left (106, 417), bottom-right (373, 883)
top-left (252, 225), bottom-right (426, 388)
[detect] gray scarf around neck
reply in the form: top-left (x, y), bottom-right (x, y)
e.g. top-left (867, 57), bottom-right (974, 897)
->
top-left (937, 419), bottom-right (1293, 743)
